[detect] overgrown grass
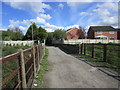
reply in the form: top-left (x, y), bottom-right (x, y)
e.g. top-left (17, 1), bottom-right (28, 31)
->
top-left (2, 44), bottom-right (31, 57)
top-left (2, 44), bottom-right (32, 88)
top-left (33, 48), bottom-right (49, 88)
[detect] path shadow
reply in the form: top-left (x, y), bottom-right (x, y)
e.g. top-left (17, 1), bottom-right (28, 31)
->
top-left (75, 57), bottom-right (120, 81)
top-left (54, 44), bottom-right (79, 54)
top-left (53, 44), bottom-right (120, 81)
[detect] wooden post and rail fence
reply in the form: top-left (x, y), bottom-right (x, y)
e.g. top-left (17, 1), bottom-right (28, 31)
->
top-left (0, 43), bottom-right (45, 89)
top-left (79, 43), bottom-right (120, 73)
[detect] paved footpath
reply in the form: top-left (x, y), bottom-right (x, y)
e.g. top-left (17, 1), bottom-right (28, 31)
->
top-left (42, 46), bottom-right (118, 88)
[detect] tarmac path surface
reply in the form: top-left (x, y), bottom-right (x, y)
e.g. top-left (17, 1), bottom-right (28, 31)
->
top-left (42, 46), bottom-right (118, 88)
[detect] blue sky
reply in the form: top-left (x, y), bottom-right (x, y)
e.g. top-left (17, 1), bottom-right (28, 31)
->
top-left (1, 1), bottom-right (119, 34)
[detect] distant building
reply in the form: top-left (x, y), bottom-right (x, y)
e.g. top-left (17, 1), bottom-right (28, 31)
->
top-left (66, 28), bottom-right (85, 40)
top-left (116, 28), bottom-right (120, 40)
top-left (87, 26), bottom-right (118, 40)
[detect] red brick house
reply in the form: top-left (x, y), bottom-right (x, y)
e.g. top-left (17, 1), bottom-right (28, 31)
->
top-left (116, 28), bottom-right (120, 40)
top-left (66, 28), bottom-right (85, 40)
top-left (87, 26), bottom-right (118, 40)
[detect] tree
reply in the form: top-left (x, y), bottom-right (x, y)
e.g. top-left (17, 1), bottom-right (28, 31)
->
top-left (53, 29), bottom-right (66, 39)
top-left (23, 24), bottom-right (48, 42)
top-left (37, 26), bottom-right (48, 42)
top-left (2, 28), bottom-right (23, 41)
top-left (12, 28), bottom-right (24, 40)
top-left (23, 23), bottom-right (38, 40)
top-left (46, 32), bottom-right (53, 45)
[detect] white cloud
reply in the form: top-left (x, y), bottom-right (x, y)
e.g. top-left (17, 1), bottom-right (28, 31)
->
top-left (96, 2), bottom-right (118, 11)
top-left (8, 20), bottom-right (20, 29)
top-left (39, 14), bottom-right (52, 20)
top-left (80, 12), bottom-right (92, 15)
top-left (93, 2), bottom-right (118, 26)
top-left (21, 19), bottom-right (30, 25)
top-left (32, 17), bottom-right (46, 24)
top-left (58, 3), bottom-right (64, 8)
top-left (5, 2), bottom-right (53, 32)
top-left (6, 2), bottom-right (51, 17)
top-left (99, 16), bottom-right (118, 25)
top-left (45, 23), bottom-right (64, 30)
top-left (45, 28), bottom-right (53, 32)
top-left (19, 26), bottom-right (27, 31)
top-left (0, 28), bottom-right (7, 31)
top-left (67, 2), bottom-right (80, 7)
top-left (8, 16), bottom-right (46, 30)
top-left (65, 25), bottom-right (79, 30)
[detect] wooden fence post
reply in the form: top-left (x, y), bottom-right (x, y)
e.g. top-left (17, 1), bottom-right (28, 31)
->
top-left (20, 50), bottom-right (27, 88)
top-left (79, 43), bottom-right (80, 54)
top-left (81, 43), bottom-right (83, 54)
top-left (37, 45), bottom-right (40, 73)
top-left (33, 46), bottom-right (36, 77)
top-left (92, 44), bottom-right (94, 58)
top-left (103, 44), bottom-right (107, 62)
top-left (84, 44), bottom-right (86, 55)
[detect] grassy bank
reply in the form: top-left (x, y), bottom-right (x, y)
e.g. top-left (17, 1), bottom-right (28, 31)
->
top-left (33, 48), bottom-right (49, 88)
top-left (2, 45), bottom-right (31, 57)
top-left (76, 54), bottom-right (119, 73)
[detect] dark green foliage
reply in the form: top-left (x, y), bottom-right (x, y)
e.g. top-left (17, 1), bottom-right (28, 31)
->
top-left (46, 32), bottom-right (53, 45)
top-left (23, 23), bottom-right (38, 40)
top-left (23, 23), bottom-right (48, 42)
top-left (53, 29), bottom-right (66, 39)
top-left (37, 26), bottom-right (48, 42)
top-left (2, 28), bottom-right (24, 41)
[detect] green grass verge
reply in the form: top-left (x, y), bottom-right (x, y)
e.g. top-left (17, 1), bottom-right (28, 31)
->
top-left (33, 48), bottom-right (49, 88)
top-left (78, 54), bottom-right (119, 73)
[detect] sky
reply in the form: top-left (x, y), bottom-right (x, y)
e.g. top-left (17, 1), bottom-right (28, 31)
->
top-left (1, 0), bottom-right (119, 34)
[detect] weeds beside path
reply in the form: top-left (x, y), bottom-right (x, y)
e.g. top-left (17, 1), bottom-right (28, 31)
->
top-left (33, 48), bottom-right (49, 88)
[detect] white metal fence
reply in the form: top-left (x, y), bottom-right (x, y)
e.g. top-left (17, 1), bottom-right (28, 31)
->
top-left (64, 39), bottom-right (120, 44)
top-left (2, 41), bottom-right (34, 46)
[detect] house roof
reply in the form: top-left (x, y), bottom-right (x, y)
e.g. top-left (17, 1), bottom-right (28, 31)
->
top-left (115, 28), bottom-right (120, 31)
top-left (90, 26), bottom-right (116, 31)
top-left (66, 28), bottom-right (83, 39)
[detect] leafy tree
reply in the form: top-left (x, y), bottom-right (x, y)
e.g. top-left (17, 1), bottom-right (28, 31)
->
top-left (53, 29), bottom-right (66, 39)
top-left (37, 26), bottom-right (48, 42)
top-left (46, 32), bottom-right (53, 45)
top-left (23, 24), bottom-right (48, 42)
top-left (23, 23), bottom-right (38, 40)
top-left (2, 28), bottom-right (23, 41)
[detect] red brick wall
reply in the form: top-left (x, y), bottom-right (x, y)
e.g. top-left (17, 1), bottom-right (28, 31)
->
top-left (117, 31), bottom-right (120, 40)
top-left (87, 28), bottom-right (94, 39)
top-left (94, 31), bottom-right (117, 40)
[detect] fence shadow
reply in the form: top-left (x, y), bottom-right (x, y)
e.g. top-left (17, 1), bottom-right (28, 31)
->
top-left (54, 44), bottom-right (79, 54)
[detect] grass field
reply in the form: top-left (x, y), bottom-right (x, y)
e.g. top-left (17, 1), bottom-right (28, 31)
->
top-left (2, 44), bottom-right (31, 58)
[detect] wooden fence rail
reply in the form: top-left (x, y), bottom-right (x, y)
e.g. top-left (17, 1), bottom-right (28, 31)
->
top-left (79, 43), bottom-right (120, 73)
top-left (0, 44), bottom-right (45, 89)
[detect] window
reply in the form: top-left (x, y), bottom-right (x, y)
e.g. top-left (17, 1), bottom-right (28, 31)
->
top-left (97, 32), bottom-right (103, 34)
top-left (109, 32), bottom-right (114, 34)
top-left (110, 37), bottom-right (114, 40)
